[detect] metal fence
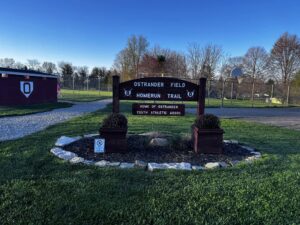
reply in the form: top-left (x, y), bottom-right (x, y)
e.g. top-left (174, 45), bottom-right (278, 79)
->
top-left (59, 75), bottom-right (300, 107)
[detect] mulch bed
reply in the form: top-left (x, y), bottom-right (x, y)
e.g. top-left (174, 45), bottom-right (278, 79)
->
top-left (64, 133), bottom-right (256, 165)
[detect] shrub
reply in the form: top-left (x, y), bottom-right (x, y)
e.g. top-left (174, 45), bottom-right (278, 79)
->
top-left (101, 113), bottom-right (128, 129)
top-left (194, 114), bottom-right (220, 129)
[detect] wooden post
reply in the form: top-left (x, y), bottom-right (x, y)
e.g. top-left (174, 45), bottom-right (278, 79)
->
top-left (112, 75), bottom-right (120, 113)
top-left (197, 77), bottom-right (207, 116)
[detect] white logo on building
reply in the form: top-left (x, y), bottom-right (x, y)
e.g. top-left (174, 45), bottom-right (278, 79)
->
top-left (20, 81), bottom-right (34, 98)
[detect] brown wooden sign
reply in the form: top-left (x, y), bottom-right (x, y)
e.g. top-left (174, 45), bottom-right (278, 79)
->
top-left (132, 103), bottom-right (185, 116)
top-left (112, 76), bottom-right (207, 116)
top-left (119, 77), bottom-right (198, 101)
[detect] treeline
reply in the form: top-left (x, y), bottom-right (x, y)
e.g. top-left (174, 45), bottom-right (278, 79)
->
top-left (0, 59), bottom-right (114, 89)
top-left (1, 32), bottom-right (300, 89)
top-left (113, 32), bottom-right (300, 86)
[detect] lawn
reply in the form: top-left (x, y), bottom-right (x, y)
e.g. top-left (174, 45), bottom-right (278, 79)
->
top-left (59, 89), bottom-right (112, 102)
top-left (0, 102), bottom-right (73, 117)
top-left (0, 103), bottom-right (300, 224)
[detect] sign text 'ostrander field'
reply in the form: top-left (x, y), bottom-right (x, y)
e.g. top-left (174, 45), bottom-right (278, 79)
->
top-left (119, 77), bottom-right (198, 101)
top-left (132, 103), bottom-right (185, 116)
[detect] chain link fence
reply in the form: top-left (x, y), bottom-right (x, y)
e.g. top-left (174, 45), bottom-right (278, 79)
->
top-left (59, 75), bottom-right (300, 107)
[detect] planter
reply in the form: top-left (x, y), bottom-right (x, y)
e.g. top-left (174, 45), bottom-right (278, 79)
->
top-left (192, 125), bottom-right (224, 154)
top-left (99, 127), bottom-right (127, 153)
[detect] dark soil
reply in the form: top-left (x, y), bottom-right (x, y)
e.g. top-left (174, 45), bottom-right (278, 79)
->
top-left (64, 134), bottom-right (256, 165)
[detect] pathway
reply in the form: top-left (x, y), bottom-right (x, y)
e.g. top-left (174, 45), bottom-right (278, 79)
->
top-left (186, 107), bottom-right (300, 130)
top-left (0, 99), bottom-right (112, 141)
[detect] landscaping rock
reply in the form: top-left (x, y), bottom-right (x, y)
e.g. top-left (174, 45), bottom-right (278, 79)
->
top-left (50, 147), bottom-right (64, 156)
top-left (192, 165), bottom-right (204, 171)
top-left (205, 162), bottom-right (220, 169)
top-left (70, 156), bottom-right (85, 164)
top-left (57, 150), bottom-right (77, 161)
top-left (83, 160), bottom-right (95, 165)
top-left (55, 136), bottom-right (81, 147)
top-left (148, 163), bottom-right (168, 171)
top-left (83, 133), bottom-right (98, 138)
top-left (164, 162), bottom-right (192, 170)
top-left (219, 162), bottom-right (229, 168)
top-left (253, 152), bottom-right (262, 158)
top-left (107, 162), bottom-right (121, 167)
top-left (119, 163), bottom-right (135, 169)
top-left (224, 140), bottom-right (239, 144)
top-left (139, 131), bottom-right (161, 137)
top-left (148, 162), bottom-right (191, 171)
top-left (242, 146), bottom-right (255, 152)
top-left (149, 138), bottom-right (169, 147)
top-left (95, 160), bottom-right (110, 167)
top-left (245, 156), bottom-right (257, 162)
top-left (134, 160), bottom-right (147, 169)
top-left (229, 160), bottom-right (240, 166)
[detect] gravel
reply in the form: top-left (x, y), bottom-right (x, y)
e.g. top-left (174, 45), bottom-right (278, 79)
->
top-left (0, 99), bottom-right (111, 141)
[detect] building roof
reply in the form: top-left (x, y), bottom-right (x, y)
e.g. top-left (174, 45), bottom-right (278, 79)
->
top-left (0, 67), bottom-right (58, 79)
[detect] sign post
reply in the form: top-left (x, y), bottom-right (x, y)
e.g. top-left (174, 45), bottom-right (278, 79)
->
top-left (112, 75), bottom-right (120, 113)
top-left (197, 77), bottom-right (207, 116)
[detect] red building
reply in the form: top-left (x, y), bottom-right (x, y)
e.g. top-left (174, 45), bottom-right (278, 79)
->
top-left (0, 67), bottom-right (58, 106)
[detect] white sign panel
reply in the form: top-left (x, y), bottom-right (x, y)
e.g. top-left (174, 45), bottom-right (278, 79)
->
top-left (20, 81), bottom-right (34, 98)
top-left (94, 139), bottom-right (105, 153)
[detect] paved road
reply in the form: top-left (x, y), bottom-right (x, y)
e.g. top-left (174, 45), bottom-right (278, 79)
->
top-left (186, 107), bottom-right (300, 130)
top-left (0, 99), bottom-right (112, 141)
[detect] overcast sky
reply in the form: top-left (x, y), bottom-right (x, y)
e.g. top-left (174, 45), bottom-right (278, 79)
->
top-left (0, 0), bottom-right (299, 69)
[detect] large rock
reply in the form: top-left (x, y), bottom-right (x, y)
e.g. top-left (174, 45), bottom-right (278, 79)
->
top-left (55, 136), bottom-right (81, 147)
top-left (149, 138), bottom-right (169, 147)
top-left (205, 162), bottom-right (220, 169)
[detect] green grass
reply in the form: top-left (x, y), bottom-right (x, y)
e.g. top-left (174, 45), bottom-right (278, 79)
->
top-left (59, 89), bottom-right (112, 102)
top-left (0, 102), bottom-right (73, 117)
top-left (0, 103), bottom-right (300, 224)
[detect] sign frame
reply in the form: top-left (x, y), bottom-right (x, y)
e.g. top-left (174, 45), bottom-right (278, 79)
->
top-left (112, 76), bottom-right (207, 116)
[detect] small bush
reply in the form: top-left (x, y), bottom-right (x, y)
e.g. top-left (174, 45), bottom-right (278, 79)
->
top-left (101, 113), bottom-right (128, 129)
top-left (194, 114), bottom-right (220, 129)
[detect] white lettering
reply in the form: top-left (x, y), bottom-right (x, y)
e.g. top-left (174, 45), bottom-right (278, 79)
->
top-left (167, 93), bottom-right (182, 99)
top-left (136, 93), bottom-right (161, 99)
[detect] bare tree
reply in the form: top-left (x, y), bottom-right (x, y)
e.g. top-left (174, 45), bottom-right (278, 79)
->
top-left (270, 32), bottom-right (300, 84)
top-left (0, 58), bottom-right (15, 68)
top-left (126, 35), bottom-right (149, 78)
top-left (27, 59), bottom-right (41, 70)
top-left (270, 32), bottom-right (300, 103)
top-left (42, 62), bottom-right (57, 74)
top-left (243, 47), bottom-right (269, 102)
top-left (201, 44), bottom-right (223, 79)
top-left (187, 43), bottom-right (202, 79)
top-left (113, 48), bottom-right (133, 81)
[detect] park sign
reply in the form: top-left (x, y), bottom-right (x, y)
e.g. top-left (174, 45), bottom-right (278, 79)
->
top-left (119, 77), bottom-right (199, 101)
top-left (112, 76), bottom-right (207, 116)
